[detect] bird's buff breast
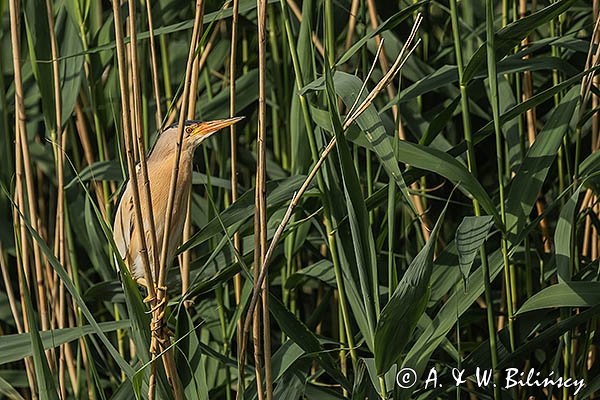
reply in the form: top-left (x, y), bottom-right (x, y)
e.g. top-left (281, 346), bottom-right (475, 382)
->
top-left (140, 157), bottom-right (192, 264)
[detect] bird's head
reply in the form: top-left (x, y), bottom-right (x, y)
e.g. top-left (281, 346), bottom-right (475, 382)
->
top-left (157, 117), bottom-right (244, 155)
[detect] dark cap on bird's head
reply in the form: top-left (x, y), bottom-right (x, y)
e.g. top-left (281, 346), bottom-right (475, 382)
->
top-left (151, 117), bottom-right (244, 159)
top-left (161, 117), bottom-right (244, 147)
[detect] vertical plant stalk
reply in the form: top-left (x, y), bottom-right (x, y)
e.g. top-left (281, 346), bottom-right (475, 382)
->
top-left (344, 0), bottom-right (360, 50)
top-left (180, 0), bottom-right (205, 302)
top-left (163, 24), bottom-right (221, 127)
top-left (12, 110), bottom-right (38, 399)
top-left (73, 102), bottom-right (108, 218)
top-left (449, 0), bottom-right (500, 395)
top-left (144, 0), bottom-right (164, 127)
top-left (485, 0), bottom-right (515, 352)
top-left (285, 0), bottom-right (325, 56)
top-left (519, 0), bottom-right (551, 255)
top-left (110, 1), bottom-right (177, 398)
top-left (154, 1), bottom-right (205, 397)
top-left (9, 0), bottom-right (39, 393)
top-left (9, 0), bottom-right (50, 340)
top-left (0, 240), bottom-right (37, 394)
top-left (239, 23), bottom-right (422, 381)
top-left (125, 1), bottom-right (179, 397)
top-left (229, 0), bottom-right (244, 390)
top-left (255, 0), bottom-right (273, 397)
top-left (365, 0), bottom-right (430, 242)
top-left (45, 0), bottom-right (78, 395)
top-left (126, 0), bottom-right (161, 316)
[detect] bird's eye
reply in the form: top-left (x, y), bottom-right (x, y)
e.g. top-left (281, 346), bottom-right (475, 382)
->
top-left (185, 127), bottom-right (193, 134)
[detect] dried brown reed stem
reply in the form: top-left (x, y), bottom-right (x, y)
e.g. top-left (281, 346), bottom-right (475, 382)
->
top-left (44, 0), bottom-right (78, 394)
top-left (180, 0), bottom-right (205, 303)
top-left (229, 0), bottom-right (244, 391)
top-left (164, 15), bottom-right (222, 128)
top-left (111, 0), bottom-right (156, 305)
top-left (73, 102), bottom-right (108, 218)
top-left (518, 0), bottom-right (550, 255)
top-left (237, 15), bottom-right (422, 390)
top-left (153, 1), bottom-right (206, 398)
top-left (144, 0), bottom-right (164, 127)
top-left (12, 114), bottom-right (38, 400)
top-left (582, 6), bottom-right (600, 259)
top-left (9, 0), bottom-right (51, 360)
top-left (344, 0), bottom-right (360, 50)
top-left (127, 0), bottom-right (161, 291)
top-left (254, 0), bottom-right (273, 397)
top-left (0, 240), bottom-right (37, 394)
top-left (9, 0), bottom-right (42, 393)
top-left (124, 1), bottom-right (175, 397)
top-left (111, 1), bottom-right (175, 398)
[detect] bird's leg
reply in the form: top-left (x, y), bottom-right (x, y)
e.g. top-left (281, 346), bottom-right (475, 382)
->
top-left (149, 285), bottom-right (173, 344)
top-left (148, 285), bottom-right (168, 315)
top-left (133, 277), bottom-right (158, 304)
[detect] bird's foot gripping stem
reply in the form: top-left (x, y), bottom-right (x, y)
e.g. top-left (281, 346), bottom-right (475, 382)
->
top-left (148, 285), bottom-right (173, 355)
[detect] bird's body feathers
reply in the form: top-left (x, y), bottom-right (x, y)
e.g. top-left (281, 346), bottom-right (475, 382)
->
top-left (113, 151), bottom-right (193, 282)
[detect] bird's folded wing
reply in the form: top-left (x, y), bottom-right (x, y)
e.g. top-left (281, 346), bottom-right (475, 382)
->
top-left (113, 187), bottom-right (134, 263)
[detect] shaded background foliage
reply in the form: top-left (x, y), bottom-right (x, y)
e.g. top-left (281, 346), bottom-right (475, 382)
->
top-left (1, 0), bottom-right (600, 398)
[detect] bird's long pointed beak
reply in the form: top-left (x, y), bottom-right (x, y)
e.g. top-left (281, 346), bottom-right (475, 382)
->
top-left (189, 117), bottom-right (244, 137)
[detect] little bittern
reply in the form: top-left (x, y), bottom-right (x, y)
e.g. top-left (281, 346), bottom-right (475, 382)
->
top-left (113, 118), bottom-right (243, 287)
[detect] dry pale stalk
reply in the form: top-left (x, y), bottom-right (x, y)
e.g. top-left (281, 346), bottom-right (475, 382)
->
top-left (44, 0), bottom-right (78, 394)
top-left (255, 0), bottom-right (273, 397)
top-left (0, 240), bottom-right (37, 393)
top-left (144, 0), bottom-right (164, 127)
top-left (152, 2), bottom-right (206, 398)
top-left (123, 1), bottom-right (176, 397)
top-left (9, 0), bottom-right (50, 340)
top-left (180, 0), bottom-right (205, 302)
top-left (110, 0), bottom-right (181, 398)
top-left (73, 102), bottom-right (108, 219)
top-left (229, 1), bottom-right (245, 395)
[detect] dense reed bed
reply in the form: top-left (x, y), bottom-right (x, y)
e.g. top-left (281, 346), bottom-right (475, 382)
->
top-left (1, 0), bottom-right (600, 399)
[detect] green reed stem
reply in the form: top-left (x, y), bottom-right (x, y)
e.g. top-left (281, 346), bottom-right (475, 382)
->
top-left (279, 0), bottom-right (358, 368)
top-left (449, 1), bottom-right (501, 395)
top-left (486, 0), bottom-right (515, 352)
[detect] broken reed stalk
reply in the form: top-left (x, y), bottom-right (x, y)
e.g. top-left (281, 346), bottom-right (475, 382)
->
top-left (237, 15), bottom-right (422, 390)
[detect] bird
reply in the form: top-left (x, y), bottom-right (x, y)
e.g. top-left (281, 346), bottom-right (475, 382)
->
top-left (112, 117), bottom-right (243, 293)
